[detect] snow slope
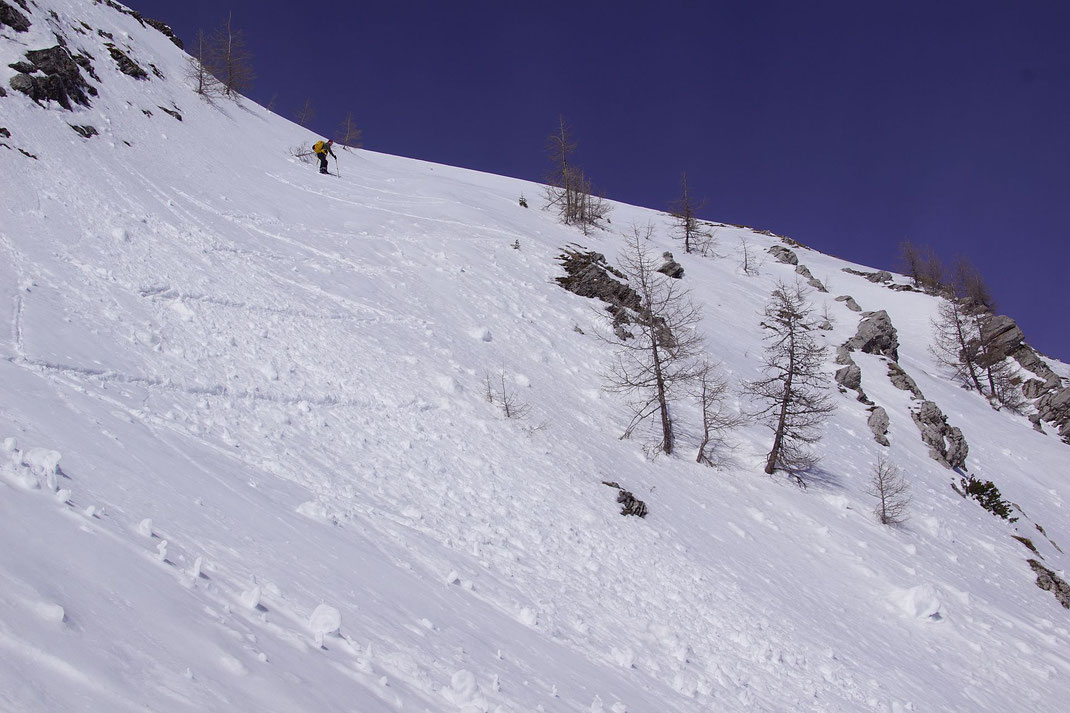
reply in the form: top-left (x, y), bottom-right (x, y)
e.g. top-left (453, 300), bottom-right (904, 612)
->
top-left (2, 2), bottom-right (1069, 711)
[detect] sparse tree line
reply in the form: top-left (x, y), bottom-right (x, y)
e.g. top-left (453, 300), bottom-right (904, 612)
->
top-left (900, 242), bottom-right (1022, 410)
top-left (583, 221), bottom-right (912, 523)
top-left (185, 14), bottom-right (362, 148)
top-left (590, 222), bottom-right (834, 482)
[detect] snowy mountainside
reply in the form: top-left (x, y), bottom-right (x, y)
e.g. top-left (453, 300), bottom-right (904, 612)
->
top-left (2, 1), bottom-right (1070, 711)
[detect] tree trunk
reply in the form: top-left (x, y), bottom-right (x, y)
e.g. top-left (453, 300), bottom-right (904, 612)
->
top-left (765, 331), bottom-right (795, 474)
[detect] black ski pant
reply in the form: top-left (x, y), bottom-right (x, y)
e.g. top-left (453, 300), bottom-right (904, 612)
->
top-left (318, 152), bottom-right (329, 173)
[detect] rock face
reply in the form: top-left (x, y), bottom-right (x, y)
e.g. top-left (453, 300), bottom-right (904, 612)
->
top-left (867, 407), bottom-right (890, 446)
top-left (835, 365), bottom-right (862, 391)
top-left (602, 481), bottom-right (648, 518)
top-left (887, 362), bottom-right (923, 399)
top-left (106, 44), bottom-right (148, 80)
top-left (842, 267), bottom-right (893, 283)
top-left (794, 264), bottom-right (828, 292)
top-left (847, 310), bottom-right (899, 361)
top-left (977, 314), bottom-right (1068, 440)
top-left (978, 315), bottom-right (1024, 367)
top-left (1028, 559), bottom-right (1070, 609)
top-left (0, 0), bottom-right (31, 33)
top-left (556, 248), bottom-right (638, 308)
top-left (556, 247), bottom-right (641, 339)
top-left (835, 295), bottom-right (862, 312)
top-left (911, 401), bottom-right (968, 469)
top-left (1036, 387), bottom-right (1070, 443)
top-left (657, 252), bottom-right (684, 279)
top-left (9, 45), bottom-right (95, 110)
top-left (145, 18), bottom-right (184, 49)
top-left (768, 245), bottom-right (798, 265)
top-left (68, 124), bottom-right (98, 138)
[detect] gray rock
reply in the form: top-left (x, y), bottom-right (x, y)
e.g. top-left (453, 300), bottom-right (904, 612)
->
top-left (976, 315), bottom-right (1024, 367)
top-left (867, 407), bottom-right (890, 446)
top-left (1036, 386), bottom-right (1070, 443)
top-left (835, 345), bottom-right (854, 366)
top-left (1028, 559), bottom-right (1070, 609)
top-left (657, 252), bottom-right (684, 279)
top-left (842, 267), bottom-right (894, 284)
top-left (945, 427), bottom-right (968, 469)
top-left (145, 17), bottom-right (184, 49)
top-left (867, 270), bottom-right (893, 283)
top-left (835, 295), bottom-right (862, 312)
top-left (910, 400), bottom-right (968, 469)
top-left (106, 44), bottom-right (149, 80)
top-left (807, 277), bottom-right (828, 293)
top-left (1022, 379), bottom-right (1047, 400)
top-left (887, 363), bottom-right (924, 398)
top-left (768, 245), bottom-right (798, 265)
top-left (0, 0), bottom-right (31, 33)
top-left (847, 310), bottom-right (899, 361)
top-left (9, 46), bottom-right (94, 110)
top-left (69, 124), bottom-right (98, 139)
top-left (835, 365), bottom-right (862, 391)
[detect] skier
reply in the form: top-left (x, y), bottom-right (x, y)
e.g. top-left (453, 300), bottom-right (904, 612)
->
top-left (312, 138), bottom-right (336, 175)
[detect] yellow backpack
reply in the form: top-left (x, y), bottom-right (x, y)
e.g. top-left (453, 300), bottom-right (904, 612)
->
top-left (313, 140), bottom-right (326, 154)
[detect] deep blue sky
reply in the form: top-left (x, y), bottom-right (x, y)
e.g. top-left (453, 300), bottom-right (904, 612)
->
top-left (126, 0), bottom-right (1070, 362)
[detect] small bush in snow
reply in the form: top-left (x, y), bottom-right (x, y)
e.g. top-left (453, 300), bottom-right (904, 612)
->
top-left (960, 476), bottom-right (1016, 521)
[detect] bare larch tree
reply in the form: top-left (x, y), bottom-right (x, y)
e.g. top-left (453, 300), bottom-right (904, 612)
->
top-left (335, 112), bottom-right (363, 148)
top-left (931, 259), bottom-right (1020, 408)
top-left (867, 455), bottom-right (911, 525)
top-left (602, 225), bottom-right (704, 455)
top-left (186, 29), bottom-right (222, 98)
top-left (544, 116), bottom-right (609, 233)
top-left (692, 359), bottom-right (743, 467)
top-left (744, 282), bottom-right (834, 479)
top-left (296, 97), bottom-right (316, 127)
top-left (669, 172), bottom-right (711, 255)
top-left (208, 12), bottom-right (255, 99)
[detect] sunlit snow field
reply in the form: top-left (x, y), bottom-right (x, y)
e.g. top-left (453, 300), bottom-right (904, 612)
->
top-left (1, 2), bottom-right (1069, 711)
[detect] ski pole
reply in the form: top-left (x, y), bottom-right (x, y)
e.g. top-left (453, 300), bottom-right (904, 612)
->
top-left (334, 155), bottom-right (341, 177)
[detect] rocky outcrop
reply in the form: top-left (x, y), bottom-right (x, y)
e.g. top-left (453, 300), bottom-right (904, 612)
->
top-left (911, 401), bottom-right (968, 469)
top-left (768, 246), bottom-right (798, 265)
top-left (1028, 559), bottom-right (1070, 609)
top-left (105, 44), bottom-right (148, 80)
top-left (0, 0), bottom-right (31, 32)
top-left (145, 18), bottom-right (184, 49)
top-left (977, 314), bottom-right (1068, 441)
top-left (69, 124), bottom-right (98, 138)
top-left (657, 252), bottom-right (684, 279)
top-left (887, 362), bottom-right (924, 399)
top-left (8, 45), bottom-right (96, 110)
top-left (835, 364), bottom-right (861, 391)
top-left (1036, 387), bottom-right (1070, 443)
top-left (602, 481), bottom-right (648, 518)
top-left (842, 267), bottom-right (893, 283)
top-left (846, 310), bottom-right (899, 361)
top-left (867, 407), bottom-right (890, 446)
top-left (556, 248), bottom-right (639, 310)
top-left (794, 264), bottom-right (828, 292)
top-left (835, 295), bottom-right (861, 312)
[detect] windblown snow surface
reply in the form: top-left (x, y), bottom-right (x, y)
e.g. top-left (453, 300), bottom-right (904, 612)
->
top-left (1, 2), bottom-right (1069, 711)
